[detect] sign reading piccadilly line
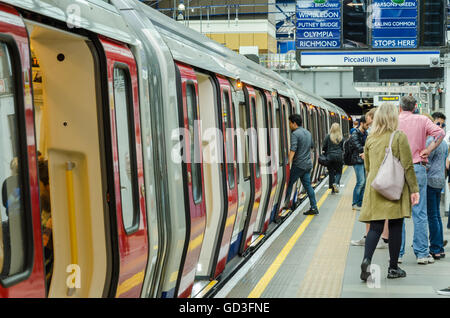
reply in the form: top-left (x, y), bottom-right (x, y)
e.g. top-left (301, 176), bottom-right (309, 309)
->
top-left (371, 0), bottom-right (418, 49)
top-left (299, 51), bottom-right (440, 66)
top-left (296, 0), bottom-right (341, 49)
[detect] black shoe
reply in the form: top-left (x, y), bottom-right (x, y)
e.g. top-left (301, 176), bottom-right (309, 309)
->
top-left (430, 252), bottom-right (442, 260)
top-left (387, 267), bottom-right (406, 279)
top-left (360, 258), bottom-right (371, 282)
top-left (303, 207), bottom-right (319, 215)
top-left (444, 240), bottom-right (448, 248)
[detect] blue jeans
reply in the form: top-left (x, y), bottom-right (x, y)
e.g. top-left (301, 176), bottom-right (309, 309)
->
top-left (427, 186), bottom-right (445, 254)
top-left (352, 164), bottom-right (365, 207)
top-left (400, 164), bottom-right (429, 258)
top-left (285, 166), bottom-right (317, 209)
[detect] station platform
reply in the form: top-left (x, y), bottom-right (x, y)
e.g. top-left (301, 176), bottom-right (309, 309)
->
top-left (214, 167), bottom-right (450, 298)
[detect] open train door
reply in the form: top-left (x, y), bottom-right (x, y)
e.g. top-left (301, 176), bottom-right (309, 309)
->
top-left (174, 63), bottom-right (207, 297)
top-left (98, 37), bottom-right (149, 298)
top-left (239, 85), bottom-right (262, 254)
top-left (0, 3), bottom-right (45, 298)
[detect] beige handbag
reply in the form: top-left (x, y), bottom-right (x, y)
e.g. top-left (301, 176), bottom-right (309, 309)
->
top-left (371, 131), bottom-right (405, 201)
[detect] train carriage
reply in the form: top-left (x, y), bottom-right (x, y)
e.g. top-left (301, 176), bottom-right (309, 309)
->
top-left (0, 0), bottom-right (349, 298)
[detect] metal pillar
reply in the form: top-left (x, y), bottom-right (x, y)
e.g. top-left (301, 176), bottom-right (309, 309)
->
top-left (444, 53), bottom-right (450, 216)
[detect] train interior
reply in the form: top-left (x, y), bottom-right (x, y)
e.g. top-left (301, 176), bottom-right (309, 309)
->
top-left (27, 22), bottom-right (108, 297)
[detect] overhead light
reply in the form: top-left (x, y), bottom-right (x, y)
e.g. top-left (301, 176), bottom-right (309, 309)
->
top-left (178, 1), bottom-right (185, 11)
top-left (236, 78), bottom-right (243, 89)
top-left (347, 2), bottom-right (363, 6)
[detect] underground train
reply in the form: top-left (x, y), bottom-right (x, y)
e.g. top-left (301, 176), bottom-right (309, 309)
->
top-left (0, 0), bottom-right (350, 298)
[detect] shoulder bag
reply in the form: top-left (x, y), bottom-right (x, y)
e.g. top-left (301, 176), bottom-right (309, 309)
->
top-left (370, 131), bottom-right (405, 201)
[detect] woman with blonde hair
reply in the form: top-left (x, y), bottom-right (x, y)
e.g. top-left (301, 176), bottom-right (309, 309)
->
top-left (359, 102), bottom-right (419, 280)
top-left (322, 122), bottom-right (344, 193)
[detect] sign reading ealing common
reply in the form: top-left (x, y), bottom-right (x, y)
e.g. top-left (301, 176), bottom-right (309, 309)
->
top-left (296, 0), bottom-right (341, 49)
top-left (372, 0), bottom-right (418, 49)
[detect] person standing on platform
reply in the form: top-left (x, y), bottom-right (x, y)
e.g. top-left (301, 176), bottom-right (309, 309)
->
top-left (398, 95), bottom-right (445, 265)
top-left (283, 114), bottom-right (318, 215)
top-left (425, 112), bottom-right (447, 260)
top-left (350, 114), bottom-right (373, 211)
top-left (322, 123), bottom-right (344, 194)
top-left (350, 120), bottom-right (359, 135)
top-left (359, 103), bottom-right (419, 281)
top-left (351, 109), bottom-right (389, 248)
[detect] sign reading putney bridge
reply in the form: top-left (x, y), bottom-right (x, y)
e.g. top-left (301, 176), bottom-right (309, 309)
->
top-left (371, 0), bottom-right (418, 49)
top-left (296, 0), bottom-right (341, 49)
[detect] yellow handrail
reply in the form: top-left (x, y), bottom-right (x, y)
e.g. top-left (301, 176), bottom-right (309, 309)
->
top-left (65, 161), bottom-right (77, 296)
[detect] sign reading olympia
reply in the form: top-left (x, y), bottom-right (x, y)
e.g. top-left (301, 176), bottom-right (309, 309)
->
top-left (296, 0), bottom-right (341, 49)
top-left (299, 50), bottom-right (440, 66)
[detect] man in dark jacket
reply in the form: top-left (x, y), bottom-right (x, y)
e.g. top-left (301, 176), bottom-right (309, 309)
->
top-left (350, 115), bottom-right (372, 210)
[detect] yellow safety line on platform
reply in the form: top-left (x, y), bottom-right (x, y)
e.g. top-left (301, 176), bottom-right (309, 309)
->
top-left (247, 188), bottom-right (331, 298)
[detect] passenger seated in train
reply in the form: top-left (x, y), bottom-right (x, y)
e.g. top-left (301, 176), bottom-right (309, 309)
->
top-left (1, 158), bottom-right (21, 215)
top-left (38, 153), bottom-right (53, 289)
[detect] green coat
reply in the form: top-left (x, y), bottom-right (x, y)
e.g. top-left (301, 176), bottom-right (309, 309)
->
top-left (359, 131), bottom-right (419, 222)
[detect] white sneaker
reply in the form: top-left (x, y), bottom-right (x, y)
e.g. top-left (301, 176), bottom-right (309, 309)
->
top-left (351, 237), bottom-right (366, 246)
top-left (437, 287), bottom-right (450, 296)
top-left (417, 255), bottom-right (435, 264)
top-left (376, 239), bottom-right (388, 249)
top-left (352, 205), bottom-right (361, 211)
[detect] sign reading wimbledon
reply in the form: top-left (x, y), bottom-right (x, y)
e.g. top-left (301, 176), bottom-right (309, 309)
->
top-left (372, 0), bottom-right (418, 49)
top-left (296, 0), bottom-right (341, 49)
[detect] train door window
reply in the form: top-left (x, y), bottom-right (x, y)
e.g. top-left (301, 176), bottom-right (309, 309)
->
top-left (251, 98), bottom-right (260, 178)
top-left (239, 102), bottom-right (250, 180)
top-left (266, 101), bottom-right (272, 157)
top-left (232, 102), bottom-right (239, 183)
top-left (0, 43), bottom-right (29, 279)
top-left (276, 108), bottom-right (283, 167)
top-left (223, 90), bottom-right (235, 189)
top-left (186, 83), bottom-right (202, 203)
top-left (282, 105), bottom-right (289, 163)
top-left (113, 67), bottom-right (140, 234)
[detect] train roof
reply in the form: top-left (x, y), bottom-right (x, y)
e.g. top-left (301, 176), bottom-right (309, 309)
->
top-left (3, 0), bottom-right (138, 45)
top-left (5, 0), bottom-right (347, 116)
top-left (130, 0), bottom-right (346, 115)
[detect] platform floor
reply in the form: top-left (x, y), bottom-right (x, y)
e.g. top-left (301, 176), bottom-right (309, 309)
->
top-left (214, 167), bottom-right (450, 298)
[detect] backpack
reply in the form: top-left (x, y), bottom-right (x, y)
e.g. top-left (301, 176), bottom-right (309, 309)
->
top-left (343, 136), bottom-right (354, 166)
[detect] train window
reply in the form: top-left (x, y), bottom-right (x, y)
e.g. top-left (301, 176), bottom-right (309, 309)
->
top-left (282, 104), bottom-right (289, 163)
top-left (113, 67), bottom-right (140, 234)
top-left (186, 83), bottom-right (202, 203)
top-left (276, 108), bottom-right (283, 167)
top-left (0, 43), bottom-right (29, 279)
top-left (266, 101), bottom-right (272, 157)
top-left (239, 102), bottom-right (250, 180)
top-left (232, 102), bottom-right (239, 183)
top-left (223, 90), bottom-right (235, 189)
top-left (251, 98), bottom-right (260, 178)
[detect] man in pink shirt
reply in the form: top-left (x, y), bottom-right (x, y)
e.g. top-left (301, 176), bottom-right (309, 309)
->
top-left (398, 95), bottom-right (445, 264)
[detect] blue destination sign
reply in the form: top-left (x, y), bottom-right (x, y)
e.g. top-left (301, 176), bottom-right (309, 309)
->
top-left (296, 0), bottom-right (341, 49)
top-left (372, 0), bottom-right (418, 49)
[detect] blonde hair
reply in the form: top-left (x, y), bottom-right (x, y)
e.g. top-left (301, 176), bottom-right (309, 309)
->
top-left (330, 123), bottom-right (343, 144)
top-left (371, 102), bottom-right (398, 137)
top-left (365, 108), bottom-right (376, 121)
top-left (423, 113), bottom-right (433, 121)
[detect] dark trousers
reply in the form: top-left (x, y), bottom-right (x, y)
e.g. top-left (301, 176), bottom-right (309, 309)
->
top-left (427, 186), bottom-right (445, 254)
top-left (328, 160), bottom-right (343, 189)
top-left (364, 218), bottom-right (403, 269)
top-left (285, 166), bottom-right (317, 209)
